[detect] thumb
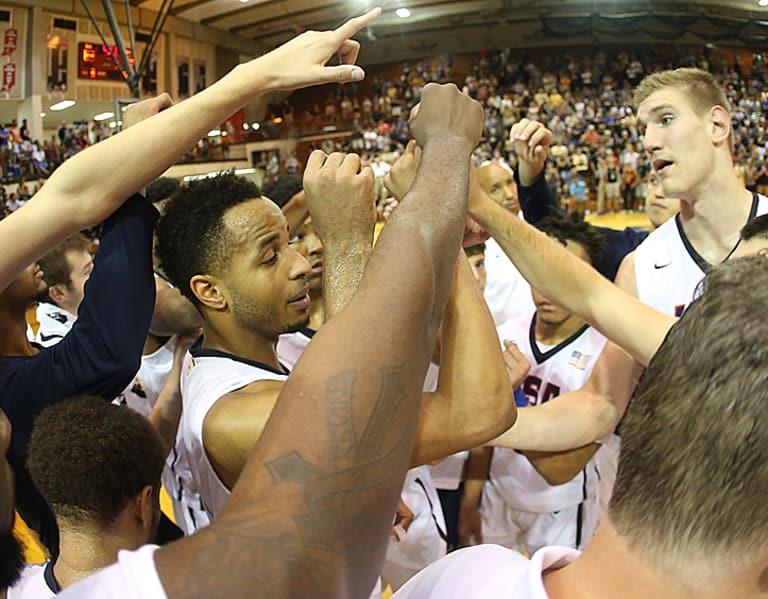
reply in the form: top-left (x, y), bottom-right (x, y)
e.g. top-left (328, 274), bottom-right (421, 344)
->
top-left (322, 65), bottom-right (365, 83)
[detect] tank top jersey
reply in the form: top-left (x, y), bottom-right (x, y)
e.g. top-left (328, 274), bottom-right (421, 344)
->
top-left (7, 562), bottom-right (55, 599)
top-left (385, 465), bottom-right (448, 570)
top-left (55, 545), bottom-right (166, 599)
top-left (490, 313), bottom-right (607, 513)
top-left (276, 327), bottom-right (315, 370)
top-left (634, 193), bottom-right (768, 316)
top-left (180, 338), bottom-right (288, 520)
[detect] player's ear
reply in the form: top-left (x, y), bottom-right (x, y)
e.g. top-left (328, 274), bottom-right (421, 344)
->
top-left (47, 283), bottom-right (66, 305)
top-left (708, 105), bottom-right (730, 148)
top-left (190, 275), bottom-right (227, 311)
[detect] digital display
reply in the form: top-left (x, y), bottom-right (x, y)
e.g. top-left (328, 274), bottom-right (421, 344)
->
top-left (78, 41), bottom-right (134, 81)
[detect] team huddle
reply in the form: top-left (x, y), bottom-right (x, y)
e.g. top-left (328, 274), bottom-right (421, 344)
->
top-left (0, 7), bottom-right (767, 599)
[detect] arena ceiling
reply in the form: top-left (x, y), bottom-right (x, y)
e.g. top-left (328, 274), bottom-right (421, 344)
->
top-left (126, 0), bottom-right (768, 56)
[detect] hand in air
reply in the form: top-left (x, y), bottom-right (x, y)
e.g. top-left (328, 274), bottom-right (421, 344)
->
top-left (258, 7), bottom-right (381, 91)
top-left (303, 151), bottom-right (376, 247)
top-left (408, 83), bottom-right (484, 154)
top-left (384, 140), bottom-right (422, 201)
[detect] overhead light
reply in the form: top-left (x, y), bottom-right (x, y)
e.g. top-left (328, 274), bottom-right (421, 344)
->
top-left (109, 122), bottom-right (117, 129)
top-left (273, 116), bottom-right (283, 123)
top-left (40, 112), bottom-right (46, 118)
top-left (760, 0), bottom-right (768, 6)
top-left (243, 122), bottom-right (249, 130)
top-left (234, 168), bottom-right (256, 175)
top-left (239, 0), bottom-right (249, 3)
top-left (50, 100), bottom-right (75, 111)
top-left (395, 7), bottom-right (411, 18)
top-left (252, 122), bottom-right (260, 130)
top-left (94, 112), bottom-right (114, 121)
top-left (207, 129), bottom-right (222, 136)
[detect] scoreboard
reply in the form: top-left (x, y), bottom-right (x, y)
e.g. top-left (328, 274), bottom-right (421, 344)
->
top-left (78, 42), bottom-right (134, 81)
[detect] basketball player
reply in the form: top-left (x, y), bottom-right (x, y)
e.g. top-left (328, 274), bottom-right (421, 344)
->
top-left (8, 397), bottom-right (166, 596)
top-left (393, 255), bottom-right (768, 598)
top-left (34, 234), bottom-right (93, 347)
top-left (644, 173), bottom-right (680, 230)
top-left (471, 214), bottom-right (609, 554)
top-left (53, 77), bottom-right (487, 598)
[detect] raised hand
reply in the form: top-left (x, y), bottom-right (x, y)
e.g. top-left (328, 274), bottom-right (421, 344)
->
top-left (502, 340), bottom-right (531, 388)
top-left (303, 151), bottom-right (376, 247)
top-left (255, 7), bottom-right (381, 91)
top-left (409, 83), bottom-right (484, 154)
top-left (122, 93), bottom-right (174, 130)
top-left (384, 139), bottom-right (422, 201)
top-left (509, 118), bottom-right (554, 185)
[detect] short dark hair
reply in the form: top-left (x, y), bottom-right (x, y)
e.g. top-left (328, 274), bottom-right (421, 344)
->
top-left (155, 172), bottom-right (262, 305)
top-left (145, 177), bottom-right (181, 205)
top-left (535, 212), bottom-right (605, 267)
top-left (740, 213), bottom-right (768, 242)
top-left (37, 234), bottom-right (91, 288)
top-left (261, 175), bottom-right (303, 208)
top-left (27, 396), bottom-right (165, 528)
top-left (609, 256), bottom-right (768, 584)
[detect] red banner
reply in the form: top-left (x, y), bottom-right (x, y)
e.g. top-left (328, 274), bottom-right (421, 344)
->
top-left (1, 63), bottom-right (16, 92)
top-left (2, 28), bottom-right (17, 56)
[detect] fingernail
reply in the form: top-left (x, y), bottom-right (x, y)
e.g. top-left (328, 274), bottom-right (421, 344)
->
top-left (350, 68), bottom-right (363, 81)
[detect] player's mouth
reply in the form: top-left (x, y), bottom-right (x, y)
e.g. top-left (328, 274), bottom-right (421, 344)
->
top-left (287, 288), bottom-right (310, 310)
top-left (310, 260), bottom-right (324, 276)
top-left (653, 159), bottom-right (673, 175)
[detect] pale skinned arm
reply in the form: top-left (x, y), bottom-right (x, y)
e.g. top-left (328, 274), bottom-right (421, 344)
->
top-left (491, 341), bottom-right (642, 451)
top-left (468, 168), bottom-right (675, 367)
top-left (0, 8), bottom-right (380, 293)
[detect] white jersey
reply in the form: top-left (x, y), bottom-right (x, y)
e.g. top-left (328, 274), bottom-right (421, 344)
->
top-left (276, 327), bottom-right (315, 370)
top-left (429, 451), bottom-right (468, 491)
top-left (181, 340), bottom-right (288, 520)
top-left (34, 302), bottom-right (76, 347)
top-left (56, 545), bottom-right (166, 599)
top-left (392, 544), bottom-right (579, 599)
top-left (490, 314), bottom-right (607, 513)
top-left (634, 193), bottom-right (768, 315)
top-left (7, 562), bottom-right (54, 599)
top-left (385, 466), bottom-right (448, 572)
top-left (483, 237), bottom-right (535, 326)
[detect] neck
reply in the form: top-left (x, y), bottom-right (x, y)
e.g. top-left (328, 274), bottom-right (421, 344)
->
top-left (535, 313), bottom-right (585, 345)
top-left (676, 162), bottom-right (754, 264)
top-left (53, 523), bottom-right (139, 590)
top-left (545, 519), bottom-right (762, 599)
top-left (307, 291), bottom-right (325, 332)
top-left (0, 303), bottom-right (36, 356)
top-left (201, 318), bottom-right (281, 370)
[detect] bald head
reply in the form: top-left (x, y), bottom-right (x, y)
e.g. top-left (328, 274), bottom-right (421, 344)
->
top-left (477, 162), bottom-right (520, 213)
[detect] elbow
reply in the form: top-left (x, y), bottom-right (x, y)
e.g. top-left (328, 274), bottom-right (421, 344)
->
top-left (465, 385), bottom-right (518, 446)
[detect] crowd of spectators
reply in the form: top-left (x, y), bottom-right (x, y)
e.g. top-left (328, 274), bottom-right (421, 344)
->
top-left (6, 44), bottom-right (768, 216)
top-left (268, 45), bottom-right (768, 212)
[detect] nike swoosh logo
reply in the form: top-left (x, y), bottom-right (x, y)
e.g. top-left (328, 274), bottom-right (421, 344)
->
top-left (38, 333), bottom-right (64, 342)
top-left (654, 262), bottom-right (671, 269)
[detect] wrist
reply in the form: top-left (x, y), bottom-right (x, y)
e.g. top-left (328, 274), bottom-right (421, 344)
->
top-left (518, 163), bottom-right (544, 187)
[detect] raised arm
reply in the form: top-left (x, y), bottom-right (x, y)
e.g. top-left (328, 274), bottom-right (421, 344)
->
top-left (491, 341), bottom-right (642, 451)
top-left (0, 7), bottom-right (381, 293)
top-left (303, 152), bottom-right (376, 319)
top-left (410, 251), bottom-right (517, 466)
top-left (468, 166), bottom-right (673, 367)
top-left (152, 82), bottom-right (484, 598)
